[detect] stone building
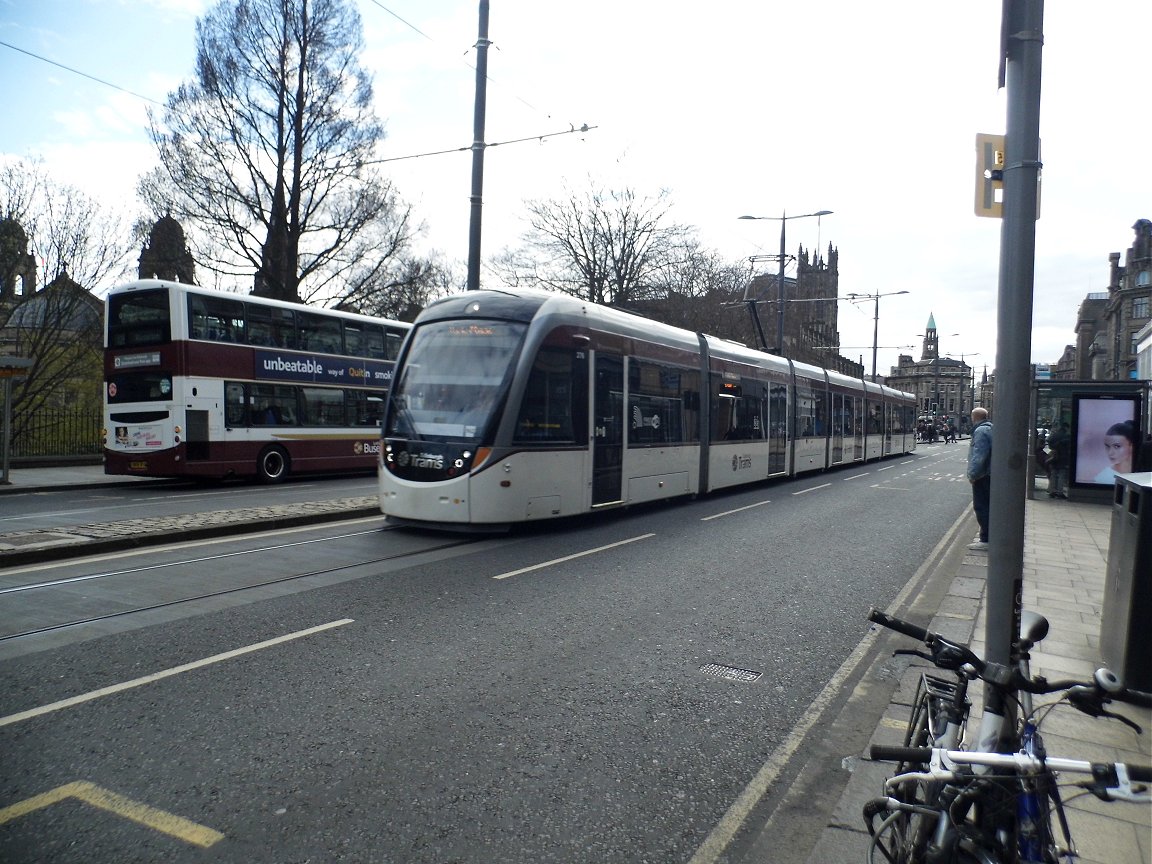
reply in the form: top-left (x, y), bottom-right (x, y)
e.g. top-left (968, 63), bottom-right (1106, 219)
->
top-left (138, 215), bottom-right (196, 284)
top-left (743, 244), bottom-right (864, 377)
top-left (0, 218), bottom-right (39, 323)
top-left (1063, 219), bottom-right (1152, 380)
top-left (884, 313), bottom-right (974, 427)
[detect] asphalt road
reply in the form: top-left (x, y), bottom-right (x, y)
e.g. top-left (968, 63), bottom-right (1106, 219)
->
top-left (0, 445), bottom-right (972, 863)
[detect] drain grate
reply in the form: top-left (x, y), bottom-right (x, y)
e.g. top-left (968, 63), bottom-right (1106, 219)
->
top-left (699, 662), bottom-right (762, 683)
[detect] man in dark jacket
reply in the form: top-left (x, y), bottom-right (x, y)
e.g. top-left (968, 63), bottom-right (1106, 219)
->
top-left (966, 407), bottom-right (993, 551)
top-left (1047, 422), bottom-right (1070, 498)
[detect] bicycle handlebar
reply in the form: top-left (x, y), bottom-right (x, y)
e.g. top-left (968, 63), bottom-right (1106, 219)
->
top-left (868, 607), bottom-right (931, 642)
top-left (867, 607), bottom-right (1152, 714)
top-left (869, 743), bottom-right (1152, 785)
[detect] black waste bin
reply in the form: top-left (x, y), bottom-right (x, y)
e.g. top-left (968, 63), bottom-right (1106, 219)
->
top-left (1100, 472), bottom-right (1152, 691)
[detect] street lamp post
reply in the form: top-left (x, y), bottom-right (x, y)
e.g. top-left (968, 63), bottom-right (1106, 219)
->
top-left (943, 351), bottom-right (979, 432)
top-left (739, 210), bottom-right (832, 355)
top-left (924, 331), bottom-right (960, 421)
top-left (845, 290), bottom-right (910, 381)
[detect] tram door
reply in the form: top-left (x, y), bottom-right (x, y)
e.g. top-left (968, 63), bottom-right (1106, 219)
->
top-left (767, 383), bottom-right (788, 474)
top-left (592, 354), bottom-right (624, 506)
top-left (831, 392), bottom-right (844, 463)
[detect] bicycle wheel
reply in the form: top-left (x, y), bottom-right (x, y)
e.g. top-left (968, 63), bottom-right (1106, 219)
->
top-left (869, 675), bottom-right (957, 863)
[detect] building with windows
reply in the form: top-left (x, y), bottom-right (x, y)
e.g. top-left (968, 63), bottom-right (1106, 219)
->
top-left (884, 314), bottom-right (974, 429)
top-left (1075, 219), bottom-right (1152, 380)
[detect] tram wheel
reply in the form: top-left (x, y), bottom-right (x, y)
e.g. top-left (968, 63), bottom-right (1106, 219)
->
top-left (256, 445), bottom-right (290, 484)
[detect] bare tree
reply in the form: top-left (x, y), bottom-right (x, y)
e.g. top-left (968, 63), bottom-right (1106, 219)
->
top-left (638, 238), bottom-right (758, 340)
top-left (0, 158), bottom-right (130, 453)
top-left (1, 158), bottom-right (133, 294)
top-left (495, 183), bottom-right (695, 306)
top-left (334, 253), bottom-right (461, 323)
top-left (141, 0), bottom-right (431, 305)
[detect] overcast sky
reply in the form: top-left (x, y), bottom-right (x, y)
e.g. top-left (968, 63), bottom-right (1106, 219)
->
top-left (2, 0), bottom-right (1149, 378)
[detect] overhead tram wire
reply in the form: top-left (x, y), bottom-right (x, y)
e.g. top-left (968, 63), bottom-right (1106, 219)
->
top-left (362, 0), bottom-right (436, 42)
top-left (0, 39), bottom-right (166, 107)
top-left (360, 1), bottom-right (582, 130)
top-left (363, 124), bottom-right (595, 166)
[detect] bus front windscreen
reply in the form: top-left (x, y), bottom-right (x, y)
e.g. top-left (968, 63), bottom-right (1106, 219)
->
top-left (108, 288), bottom-right (172, 347)
top-left (386, 320), bottom-right (526, 443)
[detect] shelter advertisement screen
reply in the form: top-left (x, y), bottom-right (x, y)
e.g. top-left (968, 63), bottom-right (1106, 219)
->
top-left (1071, 395), bottom-right (1140, 486)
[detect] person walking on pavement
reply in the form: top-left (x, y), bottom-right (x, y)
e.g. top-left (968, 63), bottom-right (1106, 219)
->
top-left (967, 407), bottom-right (993, 551)
top-left (1047, 421), bottom-right (1070, 498)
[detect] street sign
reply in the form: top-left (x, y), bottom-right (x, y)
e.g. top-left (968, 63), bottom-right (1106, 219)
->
top-left (975, 133), bottom-right (1005, 218)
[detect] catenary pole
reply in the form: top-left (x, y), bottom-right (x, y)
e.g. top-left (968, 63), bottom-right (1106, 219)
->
top-left (466, 0), bottom-right (490, 291)
top-left (985, 0), bottom-right (1044, 742)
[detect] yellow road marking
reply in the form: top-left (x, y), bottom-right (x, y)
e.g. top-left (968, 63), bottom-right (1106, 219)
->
top-left (0, 781), bottom-right (224, 847)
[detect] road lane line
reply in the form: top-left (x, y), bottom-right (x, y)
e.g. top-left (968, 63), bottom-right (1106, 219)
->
top-left (877, 464), bottom-right (894, 471)
top-left (844, 472), bottom-right (870, 481)
top-left (492, 534), bottom-right (655, 580)
top-left (687, 508), bottom-right (971, 864)
top-left (701, 500), bottom-right (771, 521)
top-left (0, 619), bottom-right (354, 728)
top-left (791, 483), bottom-right (831, 496)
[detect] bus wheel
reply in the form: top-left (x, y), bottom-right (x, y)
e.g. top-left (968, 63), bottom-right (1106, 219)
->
top-left (257, 446), bottom-right (290, 484)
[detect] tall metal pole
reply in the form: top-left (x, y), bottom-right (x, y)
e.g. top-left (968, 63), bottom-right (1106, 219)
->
top-left (871, 295), bottom-right (881, 381)
top-left (985, 0), bottom-right (1044, 742)
top-left (466, 0), bottom-right (490, 291)
top-left (776, 211), bottom-right (787, 355)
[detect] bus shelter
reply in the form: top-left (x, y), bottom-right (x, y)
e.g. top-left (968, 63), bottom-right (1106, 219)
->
top-left (1030, 380), bottom-right (1151, 503)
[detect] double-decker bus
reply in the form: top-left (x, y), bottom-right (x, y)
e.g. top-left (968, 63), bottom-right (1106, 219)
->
top-left (103, 279), bottom-right (411, 482)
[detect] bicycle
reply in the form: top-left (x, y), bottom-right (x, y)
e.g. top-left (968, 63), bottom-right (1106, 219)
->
top-left (862, 607), bottom-right (1152, 864)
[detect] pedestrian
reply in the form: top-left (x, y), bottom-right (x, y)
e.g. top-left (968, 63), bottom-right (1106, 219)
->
top-left (1047, 421), bottom-right (1070, 499)
top-left (966, 407), bottom-right (992, 552)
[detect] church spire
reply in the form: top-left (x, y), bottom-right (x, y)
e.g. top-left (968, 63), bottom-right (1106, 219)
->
top-left (922, 313), bottom-right (939, 361)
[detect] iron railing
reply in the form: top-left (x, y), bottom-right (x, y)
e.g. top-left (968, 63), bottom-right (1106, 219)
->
top-left (6, 407), bottom-right (103, 458)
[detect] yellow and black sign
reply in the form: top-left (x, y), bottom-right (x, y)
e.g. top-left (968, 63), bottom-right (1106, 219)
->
top-left (975, 133), bottom-right (1006, 219)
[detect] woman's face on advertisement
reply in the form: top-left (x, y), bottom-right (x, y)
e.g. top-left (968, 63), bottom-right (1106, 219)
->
top-left (1104, 434), bottom-right (1133, 470)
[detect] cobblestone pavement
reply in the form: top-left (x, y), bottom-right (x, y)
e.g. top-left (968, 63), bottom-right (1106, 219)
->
top-left (0, 496), bottom-right (379, 566)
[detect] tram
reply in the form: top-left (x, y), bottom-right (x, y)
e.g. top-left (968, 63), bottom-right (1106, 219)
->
top-left (378, 289), bottom-right (917, 528)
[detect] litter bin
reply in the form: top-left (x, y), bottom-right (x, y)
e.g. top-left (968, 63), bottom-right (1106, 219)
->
top-left (1100, 472), bottom-right (1152, 691)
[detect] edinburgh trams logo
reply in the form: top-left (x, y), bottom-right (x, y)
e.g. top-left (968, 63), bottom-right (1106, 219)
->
top-left (397, 449), bottom-right (445, 470)
top-left (632, 406), bottom-right (661, 430)
top-left (732, 454), bottom-right (753, 471)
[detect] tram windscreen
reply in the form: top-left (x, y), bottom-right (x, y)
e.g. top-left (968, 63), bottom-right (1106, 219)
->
top-left (386, 319), bottom-right (526, 442)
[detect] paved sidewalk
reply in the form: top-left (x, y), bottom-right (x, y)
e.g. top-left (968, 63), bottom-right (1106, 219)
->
top-left (804, 495), bottom-right (1151, 864)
